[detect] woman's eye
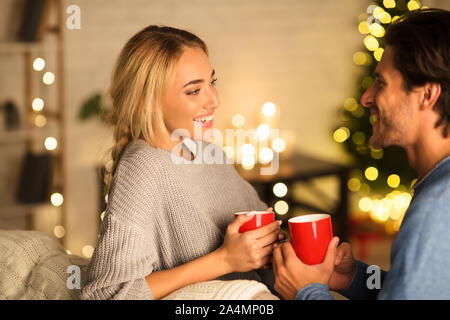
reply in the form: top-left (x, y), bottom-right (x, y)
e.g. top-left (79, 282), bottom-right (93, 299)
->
top-left (210, 78), bottom-right (218, 86)
top-left (186, 89), bottom-right (200, 95)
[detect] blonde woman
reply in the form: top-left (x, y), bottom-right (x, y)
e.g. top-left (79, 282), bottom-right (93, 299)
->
top-left (81, 26), bottom-right (283, 300)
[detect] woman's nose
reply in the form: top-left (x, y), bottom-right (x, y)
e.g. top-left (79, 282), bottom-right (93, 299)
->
top-left (207, 86), bottom-right (220, 110)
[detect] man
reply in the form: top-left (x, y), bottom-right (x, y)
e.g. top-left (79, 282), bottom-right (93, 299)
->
top-left (272, 8), bottom-right (450, 300)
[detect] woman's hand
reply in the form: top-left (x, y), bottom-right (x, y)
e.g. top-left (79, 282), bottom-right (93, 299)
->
top-left (219, 214), bottom-right (282, 273)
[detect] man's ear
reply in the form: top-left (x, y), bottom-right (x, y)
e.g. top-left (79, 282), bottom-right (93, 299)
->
top-left (420, 83), bottom-right (441, 111)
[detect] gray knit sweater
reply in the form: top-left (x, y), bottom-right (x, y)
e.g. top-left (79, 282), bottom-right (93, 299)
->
top-left (80, 139), bottom-right (274, 300)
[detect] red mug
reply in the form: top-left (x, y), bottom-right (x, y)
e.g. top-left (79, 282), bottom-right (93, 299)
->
top-left (234, 210), bottom-right (275, 233)
top-left (288, 214), bottom-right (333, 265)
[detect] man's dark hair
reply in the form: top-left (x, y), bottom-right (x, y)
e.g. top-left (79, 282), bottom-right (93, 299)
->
top-left (385, 8), bottom-right (450, 137)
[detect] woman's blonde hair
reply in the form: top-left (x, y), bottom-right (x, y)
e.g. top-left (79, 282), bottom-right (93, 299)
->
top-left (103, 25), bottom-right (208, 196)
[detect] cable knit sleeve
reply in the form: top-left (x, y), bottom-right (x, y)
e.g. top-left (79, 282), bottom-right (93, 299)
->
top-left (80, 147), bottom-right (162, 300)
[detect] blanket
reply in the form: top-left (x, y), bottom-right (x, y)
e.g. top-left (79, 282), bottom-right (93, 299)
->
top-left (0, 230), bottom-right (278, 300)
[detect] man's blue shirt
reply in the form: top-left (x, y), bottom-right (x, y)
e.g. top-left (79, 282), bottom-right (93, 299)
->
top-left (295, 156), bottom-right (450, 300)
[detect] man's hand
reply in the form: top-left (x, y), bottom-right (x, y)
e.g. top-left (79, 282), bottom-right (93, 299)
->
top-left (272, 237), bottom-right (339, 300)
top-left (328, 242), bottom-right (357, 292)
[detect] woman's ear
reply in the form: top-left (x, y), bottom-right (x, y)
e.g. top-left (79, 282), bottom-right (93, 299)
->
top-left (420, 82), bottom-right (441, 111)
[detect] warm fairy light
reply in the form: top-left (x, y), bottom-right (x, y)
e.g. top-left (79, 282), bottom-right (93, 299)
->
top-left (66, 250), bottom-right (72, 254)
top-left (369, 23), bottom-right (385, 38)
top-left (223, 146), bottom-right (234, 159)
top-left (45, 137), bottom-right (57, 150)
top-left (33, 57), bottom-right (45, 71)
top-left (344, 98), bottom-right (358, 112)
top-left (372, 6), bottom-right (385, 20)
top-left (370, 148), bottom-right (384, 160)
top-left (365, 167), bottom-right (379, 181)
top-left (54, 225), bottom-right (66, 238)
top-left (333, 127), bottom-right (350, 143)
top-left (34, 115), bottom-right (47, 127)
top-left (241, 143), bottom-right (255, 156)
top-left (407, 0), bottom-right (421, 11)
top-left (374, 47), bottom-right (384, 61)
top-left (262, 102), bottom-right (276, 117)
top-left (352, 131), bottom-right (366, 145)
top-left (82, 245), bottom-right (95, 258)
top-left (353, 51), bottom-right (372, 66)
top-left (32, 98), bottom-right (44, 112)
top-left (100, 211), bottom-right (106, 221)
top-left (359, 197), bottom-right (373, 212)
top-left (104, 194), bottom-right (108, 204)
top-left (274, 200), bottom-right (289, 215)
top-left (358, 21), bottom-right (370, 34)
top-left (259, 147), bottom-right (274, 164)
top-left (347, 178), bottom-right (361, 192)
top-left (232, 114), bottom-right (245, 128)
top-left (383, 0), bottom-right (396, 9)
top-left (370, 200), bottom-right (390, 222)
top-left (387, 174), bottom-right (401, 188)
top-left (273, 182), bottom-right (288, 198)
top-left (43, 72), bottom-right (55, 85)
top-left (256, 124), bottom-right (271, 141)
top-left (50, 193), bottom-right (64, 206)
top-left (364, 35), bottom-right (379, 51)
top-left (380, 11), bottom-right (392, 24)
top-left (241, 155), bottom-right (256, 170)
top-left (272, 137), bottom-right (286, 153)
top-left (358, 183), bottom-right (371, 196)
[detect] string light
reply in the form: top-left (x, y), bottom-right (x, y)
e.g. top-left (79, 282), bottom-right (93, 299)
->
top-left (348, 178), bottom-right (361, 192)
top-left (43, 72), bottom-right (55, 85)
top-left (333, 127), bottom-right (350, 143)
top-left (369, 23), bottom-right (385, 38)
top-left (365, 167), bottom-right (379, 181)
top-left (352, 131), bottom-right (366, 145)
top-left (261, 102), bottom-right (276, 117)
top-left (358, 21), bottom-right (370, 34)
top-left (273, 182), bottom-right (288, 198)
top-left (407, 0), bottom-right (421, 11)
top-left (374, 47), bottom-right (384, 61)
top-left (387, 174), bottom-right (401, 188)
top-left (44, 137), bottom-right (57, 150)
top-left (232, 114), bottom-right (245, 128)
top-left (53, 225), bottom-right (66, 238)
top-left (241, 155), bottom-right (256, 170)
top-left (34, 115), bottom-right (47, 128)
top-left (33, 57), bottom-right (45, 71)
top-left (82, 245), bottom-right (95, 258)
top-left (256, 124), bottom-right (271, 141)
top-left (272, 137), bottom-right (286, 152)
top-left (241, 143), bottom-right (255, 156)
top-left (344, 98), bottom-right (358, 112)
top-left (364, 35), bottom-right (379, 51)
top-left (359, 197), bottom-right (373, 212)
top-left (32, 98), bottom-right (44, 112)
top-left (383, 0), bottom-right (396, 9)
top-left (50, 193), bottom-right (64, 206)
top-left (274, 200), bottom-right (289, 215)
top-left (259, 147), bottom-right (274, 164)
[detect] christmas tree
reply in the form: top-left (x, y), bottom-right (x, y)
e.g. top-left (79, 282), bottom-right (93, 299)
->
top-left (334, 0), bottom-right (425, 233)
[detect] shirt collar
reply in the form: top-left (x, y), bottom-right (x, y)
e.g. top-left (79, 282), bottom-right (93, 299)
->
top-left (412, 155), bottom-right (450, 190)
